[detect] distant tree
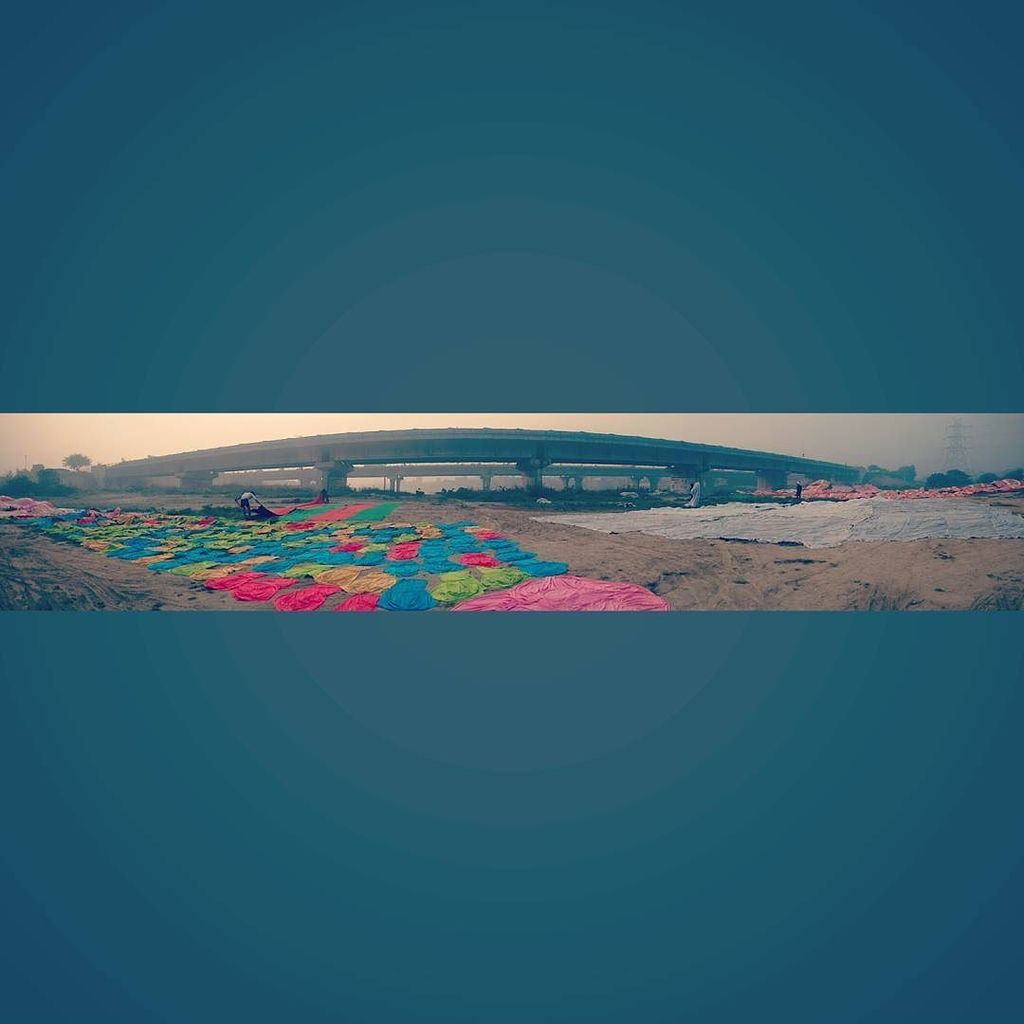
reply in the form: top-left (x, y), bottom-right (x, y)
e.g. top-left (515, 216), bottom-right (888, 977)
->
top-left (62, 453), bottom-right (92, 472)
top-left (976, 472), bottom-right (999, 484)
top-left (895, 465), bottom-right (917, 483)
top-left (1004, 467), bottom-right (1024, 480)
top-left (926, 470), bottom-right (972, 488)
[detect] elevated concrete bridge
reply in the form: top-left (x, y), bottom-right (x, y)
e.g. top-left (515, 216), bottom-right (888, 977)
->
top-left (216, 464), bottom-right (687, 493)
top-left (105, 428), bottom-right (861, 493)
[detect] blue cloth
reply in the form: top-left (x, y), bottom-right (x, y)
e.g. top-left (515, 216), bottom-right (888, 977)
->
top-left (385, 561), bottom-right (421, 577)
top-left (516, 559), bottom-right (569, 577)
top-left (377, 579), bottom-right (436, 611)
top-left (421, 559), bottom-right (464, 575)
top-left (354, 551), bottom-right (385, 566)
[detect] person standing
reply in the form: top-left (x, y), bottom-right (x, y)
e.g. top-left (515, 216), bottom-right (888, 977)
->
top-left (688, 478), bottom-right (702, 508)
top-left (794, 482), bottom-right (803, 503)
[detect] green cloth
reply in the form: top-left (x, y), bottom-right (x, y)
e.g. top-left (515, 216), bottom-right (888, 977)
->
top-left (476, 566), bottom-right (529, 590)
top-left (429, 570), bottom-right (485, 604)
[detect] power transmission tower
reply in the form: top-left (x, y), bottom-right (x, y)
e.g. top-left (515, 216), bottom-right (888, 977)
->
top-left (943, 418), bottom-right (971, 474)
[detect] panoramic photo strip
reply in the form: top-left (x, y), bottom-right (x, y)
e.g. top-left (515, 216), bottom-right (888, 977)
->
top-left (2, 413), bottom-right (1022, 612)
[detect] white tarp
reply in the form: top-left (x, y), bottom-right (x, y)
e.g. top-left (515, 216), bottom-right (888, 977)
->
top-left (535, 499), bottom-right (1024, 549)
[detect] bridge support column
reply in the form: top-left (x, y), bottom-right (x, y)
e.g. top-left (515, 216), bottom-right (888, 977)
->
top-left (573, 476), bottom-right (585, 491)
top-left (668, 464), bottom-right (706, 493)
top-left (480, 475), bottom-right (492, 492)
top-left (516, 457), bottom-right (551, 494)
top-left (178, 470), bottom-right (216, 491)
top-left (323, 461), bottom-right (353, 493)
top-left (756, 469), bottom-right (788, 492)
top-left (561, 475), bottom-right (572, 490)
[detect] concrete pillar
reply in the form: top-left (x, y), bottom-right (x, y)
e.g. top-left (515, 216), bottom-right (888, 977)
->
top-left (668, 463), bottom-right (707, 494)
top-left (573, 476), bottom-right (585, 491)
top-left (516, 457), bottom-right (551, 494)
top-left (480, 475), bottom-right (492, 492)
top-left (756, 469), bottom-right (788, 492)
top-left (561, 475), bottom-right (572, 490)
top-left (178, 470), bottom-right (216, 490)
top-left (320, 460), bottom-right (353, 492)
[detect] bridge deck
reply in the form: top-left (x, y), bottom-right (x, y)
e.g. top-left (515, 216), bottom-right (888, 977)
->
top-left (106, 428), bottom-right (860, 483)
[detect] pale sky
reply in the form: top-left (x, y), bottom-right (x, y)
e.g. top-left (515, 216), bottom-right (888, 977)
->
top-left (1, 414), bottom-right (1022, 476)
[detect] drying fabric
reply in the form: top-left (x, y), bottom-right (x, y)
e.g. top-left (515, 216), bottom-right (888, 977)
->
top-left (458, 553), bottom-right (502, 567)
top-left (354, 551), bottom-right (386, 566)
top-left (421, 559), bottom-right (465, 575)
top-left (453, 576), bottom-right (670, 612)
top-left (377, 578), bottom-right (437, 611)
top-left (273, 584), bottom-right (342, 612)
top-left (312, 565), bottom-right (365, 589)
top-left (387, 541), bottom-right (421, 561)
top-left (754, 477), bottom-right (1024, 502)
top-left (335, 592), bottom-right (381, 612)
top-left (204, 571), bottom-right (267, 591)
top-left (281, 562), bottom-right (335, 579)
top-left (343, 569), bottom-right (397, 594)
top-left (429, 570), bottom-right (485, 604)
top-left (278, 501), bottom-right (378, 524)
top-left (385, 561), bottom-right (421, 577)
top-left (332, 541), bottom-right (365, 552)
top-left (535, 499), bottom-right (1024, 550)
top-left (475, 566), bottom-right (529, 590)
top-left (231, 576), bottom-right (300, 602)
top-left (515, 559), bottom-right (569, 577)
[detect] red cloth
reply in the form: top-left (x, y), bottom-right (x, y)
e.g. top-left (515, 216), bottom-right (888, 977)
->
top-left (334, 592), bottom-right (381, 612)
top-left (474, 529), bottom-right (504, 540)
top-left (273, 584), bottom-right (341, 611)
top-left (230, 576), bottom-right (300, 602)
top-left (452, 575), bottom-right (671, 612)
top-left (387, 541), bottom-right (421, 561)
top-left (458, 553), bottom-right (502, 567)
top-left (332, 541), bottom-right (365, 553)
top-left (283, 521), bottom-right (320, 532)
top-left (204, 571), bottom-right (265, 591)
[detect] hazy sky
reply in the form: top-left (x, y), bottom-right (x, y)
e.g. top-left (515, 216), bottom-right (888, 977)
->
top-left (1, 414), bottom-right (1022, 476)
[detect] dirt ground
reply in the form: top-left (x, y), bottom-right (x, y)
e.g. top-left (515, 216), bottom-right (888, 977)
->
top-left (2, 495), bottom-right (1023, 611)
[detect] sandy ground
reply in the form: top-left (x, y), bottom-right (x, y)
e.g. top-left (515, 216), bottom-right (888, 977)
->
top-left (2, 495), bottom-right (1023, 611)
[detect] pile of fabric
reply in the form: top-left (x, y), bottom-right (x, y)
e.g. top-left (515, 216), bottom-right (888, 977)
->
top-left (753, 477), bottom-right (1024, 501)
top-left (0, 496), bottom-right (77, 519)
top-left (15, 501), bottom-right (666, 610)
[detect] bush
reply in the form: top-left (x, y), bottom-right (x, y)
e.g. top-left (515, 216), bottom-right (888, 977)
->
top-left (0, 471), bottom-right (76, 498)
top-left (925, 470), bottom-right (972, 488)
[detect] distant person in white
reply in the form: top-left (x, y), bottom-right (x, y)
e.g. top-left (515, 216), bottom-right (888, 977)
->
top-left (688, 479), bottom-right (702, 508)
top-left (236, 491), bottom-right (259, 518)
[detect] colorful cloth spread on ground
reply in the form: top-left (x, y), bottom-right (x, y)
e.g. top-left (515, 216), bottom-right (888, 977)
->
top-left (13, 501), bottom-right (669, 610)
top-left (752, 478), bottom-right (1024, 501)
top-left (537, 499), bottom-right (1024, 550)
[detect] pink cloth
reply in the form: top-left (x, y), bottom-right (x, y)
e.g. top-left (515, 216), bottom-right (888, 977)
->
top-left (387, 541), bottom-right (421, 561)
top-left (334, 592), bottom-right (381, 612)
top-left (755, 478), bottom-right (1024, 501)
top-left (332, 541), bottom-right (365, 553)
top-left (204, 571), bottom-right (266, 591)
top-left (458, 553), bottom-right (502, 567)
top-left (273, 584), bottom-right (341, 611)
top-left (452, 575), bottom-right (671, 612)
top-left (473, 529), bottom-right (504, 540)
top-left (231, 576), bottom-right (300, 602)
